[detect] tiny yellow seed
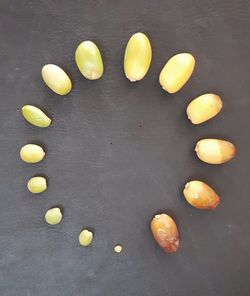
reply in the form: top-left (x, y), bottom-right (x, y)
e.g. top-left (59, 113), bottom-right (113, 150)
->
top-left (183, 180), bottom-right (220, 209)
top-left (124, 32), bottom-right (152, 81)
top-left (186, 94), bottom-right (223, 124)
top-left (159, 53), bottom-right (195, 93)
top-left (75, 41), bottom-right (104, 80)
top-left (79, 229), bottom-right (93, 247)
top-left (41, 64), bottom-right (72, 95)
top-left (114, 244), bottom-right (123, 253)
top-left (22, 105), bottom-right (52, 128)
top-left (45, 208), bottom-right (63, 225)
top-left (195, 139), bottom-right (236, 164)
top-left (27, 177), bottom-right (47, 194)
top-left (20, 144), bottom-right (45, 163)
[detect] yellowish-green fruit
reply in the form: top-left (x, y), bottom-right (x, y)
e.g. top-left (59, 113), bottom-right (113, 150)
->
top-left (79, 229), bottom-right (93, 246)
top-left (20, 144), bottom-right (45, 163)
top-left (22, 105), bottom-right (52, 128)
top-left (75, 41), bottom-right (104, 80)
top-left (41, 64), bottom-right (72, 95)
top-left (186, 94), bottom-right (223, 124)
top-left (159, 53), bottom-right (195, 93)
top-left (27, 177), bottom-right (47, 193)
top-left (195, 139), bottom-right (236, 164)
top-left (124, 32), bottom-right (152, 81)
top-left (45, 208), bottom-right (63, 225)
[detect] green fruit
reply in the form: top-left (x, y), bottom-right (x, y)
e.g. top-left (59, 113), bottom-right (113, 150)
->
top-left (79, 229), bottom-right (93, 246)
top-left (27, 177), bottom-right (47, 193)
top-left (22, 105), bottom-right (51, 128)
top-left (20, 144), bottom-right (45, 163)
top-left (45, 208), bottom-right (63, 225)
top-left (75, 41), bottom-right (104, 80)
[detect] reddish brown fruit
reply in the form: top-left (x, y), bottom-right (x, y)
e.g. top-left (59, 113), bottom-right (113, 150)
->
top-left (151, 213), bottom-right (179, 253)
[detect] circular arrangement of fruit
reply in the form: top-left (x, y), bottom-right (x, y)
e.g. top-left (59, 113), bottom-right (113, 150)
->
top-left (20, 32), bottom-right (236, 253)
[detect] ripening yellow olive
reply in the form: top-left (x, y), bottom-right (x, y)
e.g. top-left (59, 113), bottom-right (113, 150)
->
top-left (186, 94), bottom-right (223, 124)
top-left (27, 177), bottom-right (47, 194)
top-left (183, 180), bottom-right (220, 209)
top-left (195, 139), bottom-right (236, 164)
top-left (22, 105), bottom-right (52, 128)
top-left (45, 208), bottom-right (63, 225)
top-left (75, 41), bottom-right (104, 80)
top-left (79, 229), bottom-right (93, 247)
top-left (159, 53), bottom-right (195, 93)
top-left (124, 32), bottom-right (152, 81)
top-left (41, 64), bottom-right (72, 95)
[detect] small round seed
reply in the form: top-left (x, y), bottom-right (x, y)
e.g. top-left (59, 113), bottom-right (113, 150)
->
top-left (159, 53), bottom-right (195, 93)
top-left (195, 139), bottom-right (236, 164)
top-left (75, 41), bottom-right (104, 80)
top-left (21, 105), bottom-right (52, 128)
top-left (79, 229), bottom-right (93, 247)
top-left (45, 208), bottom-right (63, 225)
top-left (151, 213), bottom-right (179, 253)
top-left (113, 244), bottom-right (123, 253)
top-left (183, 180), bottom-right (220, 209)
top-left (124, 32), bottom-right (152, 81)
top-left (27, 176), bottom-right (47, 194)
top-left (186, 94), bottom-right (223, 124)
top-left (41, 64), bottom-right (72, 95)
top-left (20, 144), bottom-right (45, 163)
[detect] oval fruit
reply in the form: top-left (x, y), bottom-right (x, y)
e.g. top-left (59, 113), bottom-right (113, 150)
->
top-left (183, 180), bottom-right (220, 209)
top-left (41, 64), bottom-right (72, 95)
top-left (20, 144), bottom-right (45, 163)
top-left (22, 105), bottom-right (52, 128)
top-left (151, 213), bottom-right (179, 253)
top-left (159, 53), bottom-right (195, 93)
top-left (75, 41), bottom-right (104, 80)
top-left (45, 208), bottom-right (63, 225)
top-left (124, 32), bottom-right (152, 81)
top-left (187, 94), bottom-right (223, 124)
top-left (27, 176), bottom-right (47, 194)
top-left (195, 139), bottom-right (236, 164)
top-left (79, 229), bottom-right (93, 247)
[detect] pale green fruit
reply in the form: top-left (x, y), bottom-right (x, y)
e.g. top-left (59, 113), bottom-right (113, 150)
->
top-left (75, 41), bottom-right (104, 80)
top-left (20, 144), bottom-right (45, 163)
top-left (45, 208), bottom-right (63, 225)
top-left (22, 105), bottom-right (52, 128)
top-left (79, 229), bottom-right (93, 246)
top-left (41, 64), bottom-right (72, 95)
top-left (27, 177), bottom-right (47, 193)
top-left (124, 32), bottom-right (152, 81)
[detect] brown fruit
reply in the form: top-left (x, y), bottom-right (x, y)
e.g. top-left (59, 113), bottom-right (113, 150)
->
top-left (183, 180), bottom-right (220, 210)
top-left (151, 213), bottom-right (179, 253)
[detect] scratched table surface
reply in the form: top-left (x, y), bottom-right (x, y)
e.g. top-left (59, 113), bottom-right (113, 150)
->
top-left (1, 1), bottom-right (250, 295)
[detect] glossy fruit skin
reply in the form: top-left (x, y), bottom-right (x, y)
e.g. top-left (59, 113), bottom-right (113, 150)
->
top-left (27, 177), bottom-right (47, 194)
top-left (22, 105), bottom-right (52, 128)
top-left (186, 94), bottom-right (223, 124)
top-left (159, 53), bottom-right (195, 93)
top-left (41, 64), bottom-right (72, 95)
top-left (124, 32), bottom-right (152, 81)
top-left (20, 144), bottom-right (45, 163)
top-left (183, 180), bottom-right (220, 209)
top-left (195, 139), bottom-right (236, 164)
top-left (151, 213), bottom-right (179, 253)
top-left (75, 41), bottom-right (104, 80)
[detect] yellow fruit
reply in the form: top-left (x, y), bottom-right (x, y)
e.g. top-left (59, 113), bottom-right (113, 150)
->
top-left (124, 32), bottom-right (152, 81)
top-left (20, 144), bottom-right (45, 163)
top-left (27, 177), bottom-right (47, 193)
top-left (159, 53), bottom-right (195, 93)
top-left (22, 105), bottom-right (52, 128)
top-left (45, 208), bottom-right (63, 225)
top-left (186, 94), bottom-right (223, 124)
top-left (79, 229), bottom-right (93, 247)
top-left (195, 139), bottom-right (236, 164)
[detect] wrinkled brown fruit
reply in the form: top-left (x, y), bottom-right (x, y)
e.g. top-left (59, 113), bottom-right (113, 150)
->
top-left (151, 213), bottom-right (179, 253)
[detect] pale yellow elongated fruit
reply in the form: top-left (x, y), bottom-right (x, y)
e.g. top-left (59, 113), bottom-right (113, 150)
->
top-left (151, 213), bottom-right (179, 253)
top-left (183, 180), bottom-right (220, 209)
top-left (187, 94), bottom-right (223, 124)
top-left (41, 64), bottom-right (72, 95)
top-left (45, 208), bottom-right (63, 225)
top-left (124, 32), bottom-right (152, 81)
top-left (20, 144), bottom-right (45, 163)
top-left (75, 41), bottom-right (104, 80)
top-left (22, 105), bottom-right (52, 128)
top-left (159, 53), bottom-right (195, 93)
top-left (27, 176), bottom-right (47, 194)
top-left (195, 139), bottom-right (236, 164)
top-left (79, 229), bottom-right (93, 247)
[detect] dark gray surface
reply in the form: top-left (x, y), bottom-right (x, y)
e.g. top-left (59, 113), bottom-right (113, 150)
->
top-left (1, 0), bottom-right (250, 295)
